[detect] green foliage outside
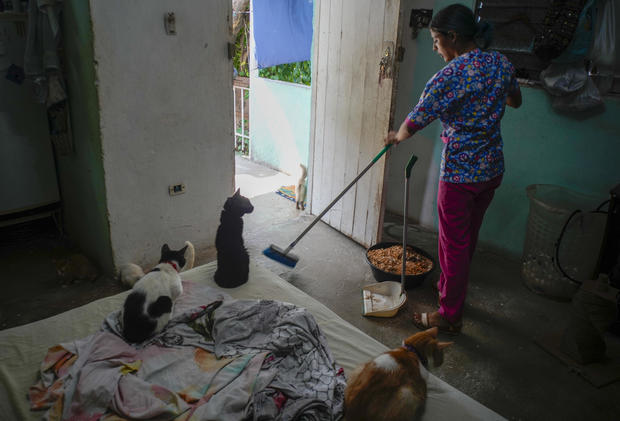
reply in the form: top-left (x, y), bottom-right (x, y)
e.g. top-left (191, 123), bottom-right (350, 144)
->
top-left (232, 10), bottom-right (311, 85)
top-left (259, 61), bottom-right (311, 86)
top-left (233, 28), bottom-right (249, 77)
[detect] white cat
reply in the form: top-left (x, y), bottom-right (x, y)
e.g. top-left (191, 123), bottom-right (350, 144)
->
top-left (119, 242), bottom-right (195, 288)
top-left (120, 241), bottom-right (195, 343)
top-left (296, 163), bottom-right (307, 210)
top-left (119, 263), bottom-right (145, 288)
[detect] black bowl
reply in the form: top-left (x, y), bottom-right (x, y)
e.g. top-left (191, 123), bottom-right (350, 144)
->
top-left (366, 241), bottom-right (435, 290)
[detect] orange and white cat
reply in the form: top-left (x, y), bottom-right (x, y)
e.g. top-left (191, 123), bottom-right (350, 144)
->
top-left (344, 327), bottom-right (453, 421)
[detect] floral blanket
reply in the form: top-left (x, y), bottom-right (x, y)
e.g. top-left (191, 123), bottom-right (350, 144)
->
top-left (28, 281), bottom-right (346, 420)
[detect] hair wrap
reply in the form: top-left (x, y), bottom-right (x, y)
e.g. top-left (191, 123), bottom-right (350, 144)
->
top-left (474, 20), bottom-right (493, 49)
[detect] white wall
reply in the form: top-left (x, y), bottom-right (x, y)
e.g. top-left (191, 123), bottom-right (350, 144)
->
top-left (90, 0), bottom-right (234, 268)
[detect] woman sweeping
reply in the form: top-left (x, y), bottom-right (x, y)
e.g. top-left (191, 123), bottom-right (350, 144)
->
top-left (385, 4), bottom-right (522, 334)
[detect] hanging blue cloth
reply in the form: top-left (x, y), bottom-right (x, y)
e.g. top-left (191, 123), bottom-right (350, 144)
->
top-left (253, 0), bottom-right (313, 69)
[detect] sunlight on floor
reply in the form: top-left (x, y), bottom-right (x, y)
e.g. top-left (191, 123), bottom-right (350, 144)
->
top-left (234, 155), bottom-right (297, 199)
top-left (235, 173), bottom-right (296, 199)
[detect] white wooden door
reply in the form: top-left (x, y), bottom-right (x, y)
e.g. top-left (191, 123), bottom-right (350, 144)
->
top-left (309, 0), bottom-right (400, 247)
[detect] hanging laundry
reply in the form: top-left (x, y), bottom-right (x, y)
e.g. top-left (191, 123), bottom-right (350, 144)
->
top-left (23, 0), bottom-right (73, 155)
top-left (24, 0), bottom-right (63, 79)
top-left (253, 0), bottom-right (313, 69)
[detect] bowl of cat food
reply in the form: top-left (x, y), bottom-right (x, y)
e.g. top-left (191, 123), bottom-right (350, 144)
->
top-left (366, 242), bottom-right (434, 290)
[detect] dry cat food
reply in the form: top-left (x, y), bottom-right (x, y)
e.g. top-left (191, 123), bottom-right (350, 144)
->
top-left (367, 245), bottom-right (433, 275)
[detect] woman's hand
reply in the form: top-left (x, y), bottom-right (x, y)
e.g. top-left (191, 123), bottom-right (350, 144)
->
top-left (384, 130), bottom-right (400, 146)
top-left (385, 120), bottom-right (416, 146)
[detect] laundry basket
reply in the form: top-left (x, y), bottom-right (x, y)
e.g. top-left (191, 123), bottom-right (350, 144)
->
top-left (521, 184), bottom-right (607, 301)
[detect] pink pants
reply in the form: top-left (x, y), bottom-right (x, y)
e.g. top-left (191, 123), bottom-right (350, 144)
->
top-left (437, 176), bottom-right (502, 324)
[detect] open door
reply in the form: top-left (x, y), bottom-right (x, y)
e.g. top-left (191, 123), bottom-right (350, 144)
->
top-left (308, 0), bottom-right (400, 247)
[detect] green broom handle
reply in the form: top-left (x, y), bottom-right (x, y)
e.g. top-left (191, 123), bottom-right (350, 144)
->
top-left (402, 152), bottom-right (418, 292)
top-left (283, 144), bottom-right (393, 254)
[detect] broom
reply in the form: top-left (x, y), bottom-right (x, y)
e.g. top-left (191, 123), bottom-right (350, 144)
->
top-left (263, 144), bottom-right (393, 267)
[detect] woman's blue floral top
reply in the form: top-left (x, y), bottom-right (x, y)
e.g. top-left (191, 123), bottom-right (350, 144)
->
top-left (406, 48), bottom-right (518, 183)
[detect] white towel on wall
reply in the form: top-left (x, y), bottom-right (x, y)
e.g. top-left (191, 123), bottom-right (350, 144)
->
top-left (24, 0), bottom-right (63, 77)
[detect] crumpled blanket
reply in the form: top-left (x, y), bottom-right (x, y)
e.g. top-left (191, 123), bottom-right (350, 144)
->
top-left (28, 281), bottom-right (346, 420)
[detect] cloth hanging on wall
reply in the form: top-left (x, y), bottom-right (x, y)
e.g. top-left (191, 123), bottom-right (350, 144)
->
top-left (551, 0), bottom-right (595, 64)
top-left (533, 0), bottom-right (588, 62)
top-left (24, 0), bottom-right (63, 78)
top-left (253, 0), bottom-right (313, 69)
top-left (24, 0), bottom-right (73, 155)
top-left (590, 0), bottom-right (618, 94)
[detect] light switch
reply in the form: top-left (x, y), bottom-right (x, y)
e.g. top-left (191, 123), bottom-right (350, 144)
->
top-left (164, 12), bottom-right (176, 35)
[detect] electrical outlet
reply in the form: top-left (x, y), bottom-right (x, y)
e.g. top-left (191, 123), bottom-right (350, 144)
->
top-left (168, 183), bottom-right (186, 196)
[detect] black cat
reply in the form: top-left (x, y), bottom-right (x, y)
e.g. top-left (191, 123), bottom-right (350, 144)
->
top-left (214, 188), bottom-right (254, 288)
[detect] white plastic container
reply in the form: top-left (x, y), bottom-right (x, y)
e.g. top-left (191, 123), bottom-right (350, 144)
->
top-left (521, 184), bottom-right (607, 300)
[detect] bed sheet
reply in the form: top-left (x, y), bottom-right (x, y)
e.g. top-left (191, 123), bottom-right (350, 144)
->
top-left (0, 259), bottom-right (504, 420)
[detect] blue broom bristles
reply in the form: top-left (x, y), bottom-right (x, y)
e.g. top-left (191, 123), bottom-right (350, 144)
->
top-left (262, 244), bottom-right (299, 268)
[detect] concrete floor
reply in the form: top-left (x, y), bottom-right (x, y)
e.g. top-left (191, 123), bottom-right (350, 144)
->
top-left (1, 155), bottom-right (619, 420)
top-left (0, 218), bottom-right (126, 329)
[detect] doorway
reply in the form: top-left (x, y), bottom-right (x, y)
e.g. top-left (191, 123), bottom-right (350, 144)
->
top-left (232, 0), bottom-right (310, 203)
top-left (232, 0), bottom-right (401, 249)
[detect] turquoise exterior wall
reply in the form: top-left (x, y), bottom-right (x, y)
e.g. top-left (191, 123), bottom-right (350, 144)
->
top-left (249, 77), bottom-right (311, 174)
top-left (387, 0), bottom-right (620, 257)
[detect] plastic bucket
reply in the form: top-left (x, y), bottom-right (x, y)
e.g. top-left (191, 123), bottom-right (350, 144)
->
top-left (366, 241), bottom-right (434, 290)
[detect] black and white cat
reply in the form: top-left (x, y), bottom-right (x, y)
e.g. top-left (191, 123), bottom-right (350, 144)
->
top-left (120, 241), bottom-right (194, 343)
top-left (214, 188), bottom-right (254, 288)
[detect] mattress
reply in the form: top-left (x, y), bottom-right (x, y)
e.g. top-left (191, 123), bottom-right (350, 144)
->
top-left (0, 260), bottom-right (505, 420)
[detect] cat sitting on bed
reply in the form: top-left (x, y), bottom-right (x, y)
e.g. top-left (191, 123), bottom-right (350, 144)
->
top-left (121, 241), bottom-right (195, 343)
top-left (214, 188), bottom-right (254, 288)
top-left (344, 327), bottom-right (453, 421)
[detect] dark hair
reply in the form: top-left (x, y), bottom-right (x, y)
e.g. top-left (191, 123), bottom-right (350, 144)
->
top-left (430, 4), bottom-right (492, 49)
